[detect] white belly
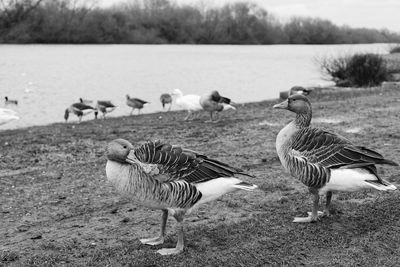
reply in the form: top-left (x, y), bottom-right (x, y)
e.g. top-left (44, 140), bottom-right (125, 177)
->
top-left (319, 168), bottom-right (378, 194)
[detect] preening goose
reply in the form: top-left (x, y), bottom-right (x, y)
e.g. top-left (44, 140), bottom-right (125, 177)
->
top-left (273, 94), bottom-right (398, 223)
top-left (95, 100), bottom-right (116, 119)
top-left (0, 108), bottom-right (19, 125)
top-left (126, 95), bottom-right (148, 115)
top-left (160, 93), bottom-right (172, 111)
top-left (170, 89), bottom-right (202, 120)
top-left (200, 90), bottom-right (236, 122)
top-left (64, 102), bottom-right (95, 123)
top-left (5, 96), bottom-right (18, 105)
top-left (106, 139), bottom-right (257, 255)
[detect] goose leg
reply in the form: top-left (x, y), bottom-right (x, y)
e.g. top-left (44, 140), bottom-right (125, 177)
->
top-left (78, 116), bottom-right (82, 123)
top-left (293, 190), bottom-right (323, 223)
top-left (140, 209), bottom-right (168, 246)
top-left (323, 191), bottom-right (333, 217)
top-left (157, 212), bottom-right (185, 255)
top-left (205, 111), bottom-right (213, 122)
top-left (130, 108), bottom-right (134, 115)
top-left (184, 110), bottom-right (191, 121)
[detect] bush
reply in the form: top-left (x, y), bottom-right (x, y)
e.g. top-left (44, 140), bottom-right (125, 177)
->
top-left (389, 44), bottom-right (400, 54)
top-left (318, 53), bottom-right (388, 87)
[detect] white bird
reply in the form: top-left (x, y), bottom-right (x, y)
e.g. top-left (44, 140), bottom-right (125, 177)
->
top-left (170, 89), bottom-right (202, 120)
top-left (273, 94), bottom-right (397, 223)
top-left (200, 90), bottom-right (236, 122)
top-left (0, 108), bottom-right (19, 125)
top-left (106, 139), bottom-right (257, 255)
top-left (64, 102), bottom-right (95, 123)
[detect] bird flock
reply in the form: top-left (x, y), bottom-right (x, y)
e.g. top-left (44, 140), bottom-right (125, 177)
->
top-left (63, 89), bottom-right (236, 123)
top-left (0, 96), bottom-right (19, 126)
top-left (105, 92), bottom-right (398, 255)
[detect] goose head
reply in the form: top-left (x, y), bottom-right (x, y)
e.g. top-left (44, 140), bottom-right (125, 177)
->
top-left (273, 94), bottom-right (311, 114)
top-left (107, 139), bottom-right (135, 164)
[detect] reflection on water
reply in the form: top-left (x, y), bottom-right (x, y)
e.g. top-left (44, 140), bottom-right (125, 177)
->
top-left (0, 44), bottom-right (388, 129)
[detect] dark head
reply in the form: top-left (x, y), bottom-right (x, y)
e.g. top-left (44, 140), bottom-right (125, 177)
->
top-left (126, 94), bottom-right (130, 100)
top-left (79, 98), bottom-right (83, 103)
top-left (64, 109), bottom-right (69, 122)
top-left (5, 96), bottom-right (8, 101)
top-left (107, 139), bottom-right (134, 164)
top-left (273, 94), bottom-right (312, 114)
top-left (94, 110), bottom-right (98, 119)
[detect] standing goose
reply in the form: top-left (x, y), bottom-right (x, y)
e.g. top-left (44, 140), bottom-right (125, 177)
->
top-left (273, 94), bottom-right (397, 223)
top-left (5, 96), bottom-right (18, 105)
top-left (106, 139), bottom-right (257, 255)
top-left (170, 89), bottom-right (202, 121)
top-left (95, 100), bottom-right (116, 119)
top-left (200, 90), bottom-right (236, 122)
top-left (160, 93), bottom-right (172, 111)
top-left (64, 102), bottom-right (95, 123)
top-left (126, 95), bottom-right (148, 115)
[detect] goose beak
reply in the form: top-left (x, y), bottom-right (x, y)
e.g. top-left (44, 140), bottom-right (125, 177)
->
top-left (273, 99), bottom-right (288, 109)
top-left (126, 150), bottom-right (139, 165)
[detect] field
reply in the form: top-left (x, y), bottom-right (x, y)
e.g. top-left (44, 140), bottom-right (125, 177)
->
top-left (1, 85), bottom-right (400, 266)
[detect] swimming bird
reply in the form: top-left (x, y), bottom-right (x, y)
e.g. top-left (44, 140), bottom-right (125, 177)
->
top-left (289, 86), bottom-right (312, 96)
top-left (79, 98), bottom-right (93, 104)
top-left (126, 95), bottom-right (148, 115)
top-left (64, 102), bottom-right (95, 123)
top-left (0, 108), bottom-right (19, 125)
top-left (200, 90), bottom-right (236, 122)
top-left (106, 139), bottom-right (257, 255)
top-left (273, 94), bottom-right (397, 223)
top-left (170, 89), bottom-right (202, 120)
top-left (5, 96), bottom-right (18, 105)
top-left (160, 93), bottom-right (172, 111)
top-left (94, 100), bottom-right (116, 119)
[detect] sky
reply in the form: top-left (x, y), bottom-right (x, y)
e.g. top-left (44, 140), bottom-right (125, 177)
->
top-left (99, 0), bottom-right (400, 33)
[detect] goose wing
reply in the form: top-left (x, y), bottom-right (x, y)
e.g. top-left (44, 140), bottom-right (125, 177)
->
top-left (71, 102), bottom-right (94, 111)
top-left (129, 140), bottom-right (252, 183)
top-left (97, 101), bottom-right (115, 107)
top-left (290, 127), bottom-right (398, 169)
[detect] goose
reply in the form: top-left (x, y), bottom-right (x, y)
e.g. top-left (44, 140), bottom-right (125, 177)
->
top-left (64, 102), bottom-right (95, 123)
top-left (0, 108), bottom-right (19, 125)
top-left (5, 96), bottom-right (18, 105)
top-left (200, 90), bottom-right (236, 122)
top-left (273, 94), bottom-right (398, 223)
top-left (79, 98), bottom-right (93, 104)
top-left (106, 139), bottom-right (257, 255)
top-left (170, 89), bottom-right (202, 120)
top-left (160, 93), bottom-right (172, 111)
top-left (95, 100), bottom-right (116, 119)
top-left (289, 86), bottom-right (312, 96)
top-left (126, 95), bottom-right (148, 115)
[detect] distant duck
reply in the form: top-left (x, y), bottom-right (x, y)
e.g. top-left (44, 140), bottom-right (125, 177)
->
top-left (0, 108), bottom-right (19, 125)
top-left (79, 98), bottom-right (93, 104)
top-left (126, 95), bottom-right (149, 115)
top-left (289, 86), bottom-right (313, 96)
top-left (95, 100), bottom-right (116, 119)
top-left (200, 90), bottom-right (236, 122)
top-left (160, 93), bottom-right (172, 111)
top-left (170, 89), bottom-right (202, 121)
top-left (106, 139), bottom-right (257, 255)
top-left (273, 94), bottom-right (398, 223)
top-left (64, 102), bottom-right (95, 123)
top-left (5, 96), bottom-right (18, 105)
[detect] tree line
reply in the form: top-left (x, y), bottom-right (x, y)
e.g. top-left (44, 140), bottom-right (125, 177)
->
top-left (1, 0), bottom-right (399, 44)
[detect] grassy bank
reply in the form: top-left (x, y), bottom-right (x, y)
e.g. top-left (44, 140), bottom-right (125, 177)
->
top-left (1, 85), bottom-right (400, 266)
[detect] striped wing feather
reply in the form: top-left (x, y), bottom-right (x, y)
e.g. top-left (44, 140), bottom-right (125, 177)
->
top-left (134, 141), bottom-right (251, 183)
top-left (291, 127), bottom-right (398, 169)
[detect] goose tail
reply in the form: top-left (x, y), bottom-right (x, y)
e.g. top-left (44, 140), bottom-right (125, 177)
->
top-left (365, 179), bottom-right (397, 191)
top-left (232, 181), bottom-right (258, 191)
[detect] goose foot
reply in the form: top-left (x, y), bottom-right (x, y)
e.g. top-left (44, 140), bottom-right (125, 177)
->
top-left (140, 236), bottom-right (164, 246)
top-left (293, 211), bottom-right (324, 223)
top-left (157, 247), bottom-right (183, 255)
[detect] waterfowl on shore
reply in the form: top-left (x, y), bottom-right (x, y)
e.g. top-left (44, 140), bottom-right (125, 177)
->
top-left (126, 95), bottom-right (148, 115)
top-left (170, 89), bottom-right (202, 120)
top-left (5, 96), bottom-right (18, 105)
top-left (160, 93), bottom-right (172, 111)
top-left (79, 98), bottom-right (93, 104)
top-left (289, 86), bottom-right (312, 96)
top-left (0, 108), bottom-right (19, 125)
top-left (95, 100), bottom-right (116, 119)
top-left (273, 94), bottom-right (398, 223)
top-left (64, 102), bottom-right (95, 123)
top-left (106, 139), bottom-right (257, 255)
top-left (200, 90), bottom-right (236, 122)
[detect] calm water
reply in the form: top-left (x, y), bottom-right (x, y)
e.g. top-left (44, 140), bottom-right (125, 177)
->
top-left (0, 44), bottom-right (389, 130)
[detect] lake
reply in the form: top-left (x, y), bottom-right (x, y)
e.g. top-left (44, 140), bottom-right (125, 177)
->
top-left (0, 44), bottom-right (389, 130)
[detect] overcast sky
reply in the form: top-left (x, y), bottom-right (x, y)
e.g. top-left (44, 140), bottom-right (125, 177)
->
top-left (99, 0), bottom-right (400, 32)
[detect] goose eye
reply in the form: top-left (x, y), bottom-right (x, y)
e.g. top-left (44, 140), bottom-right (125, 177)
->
top-left (123, 145), bottom-right (127, 149)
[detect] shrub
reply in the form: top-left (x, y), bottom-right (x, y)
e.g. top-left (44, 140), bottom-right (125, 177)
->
top-left (389, 44), bottom-right (400, 54)
top-left (318, 53), bottom-right (388, 87)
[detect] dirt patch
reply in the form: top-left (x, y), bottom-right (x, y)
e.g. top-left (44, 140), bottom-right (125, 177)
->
top-left (1, 85), bottom-right (400, 266)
